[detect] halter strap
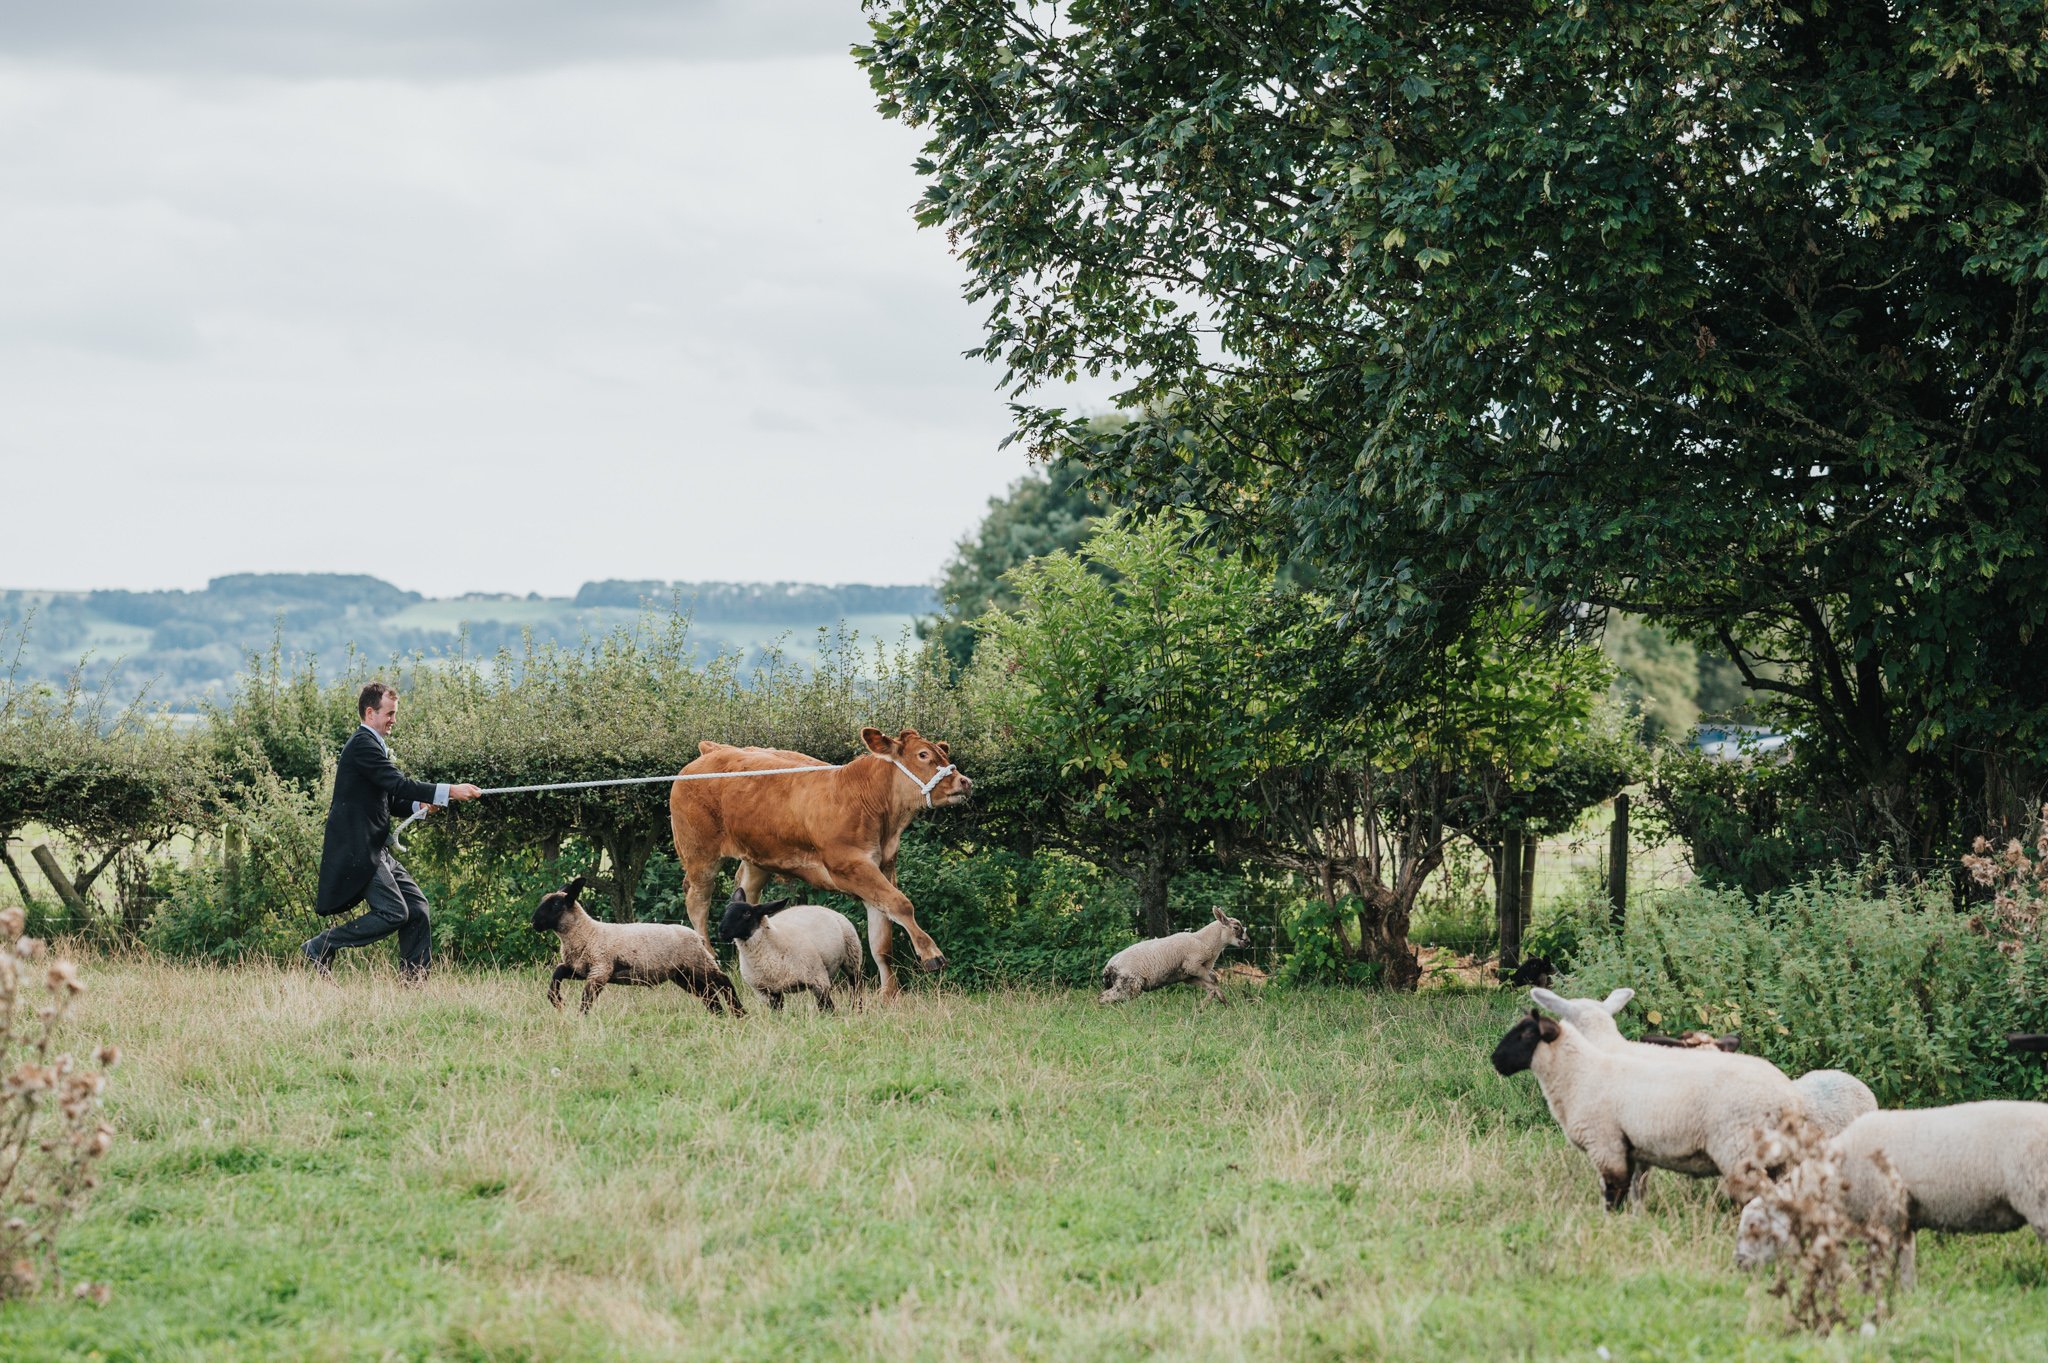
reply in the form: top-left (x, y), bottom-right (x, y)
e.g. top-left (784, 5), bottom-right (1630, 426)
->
top-left (870, 752), bottom-right (958, 807)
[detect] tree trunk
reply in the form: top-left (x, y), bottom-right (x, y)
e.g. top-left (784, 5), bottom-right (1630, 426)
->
top-left (1496, 830), bottom-right (1523, 971)
top-left (31, 844), bottom-right (89, 916)
top-left (1608, 793), bottom-right (1630, 929)
top-left (1353, 883), bottom-right (1421, 991)
top-left (1138, 842), bottom-right (1171, 937)
top-left (595, 829), bottom-right (657, 924)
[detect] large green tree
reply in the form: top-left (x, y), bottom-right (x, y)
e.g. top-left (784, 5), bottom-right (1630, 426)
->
top-left (861, 0), bottom-right (2048, 867)
top-left (925, 454), bottom-right (1111, 669)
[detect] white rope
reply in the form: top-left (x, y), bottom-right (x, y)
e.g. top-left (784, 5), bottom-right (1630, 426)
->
top-left (475, 765), bottom-right (838, 796)
top-left (386, 752), bottom-right (956, 846)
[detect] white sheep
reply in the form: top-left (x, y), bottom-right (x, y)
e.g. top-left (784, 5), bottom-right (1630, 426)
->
top-left (1737, 1102), bottom-right (2048, 1288)
top-left (531, 877), bottom-right (741, 1016)
top-left (1530, 987), bottom-right (1877, 1134)
top-left (1491, 1010), bottom-right (1807, 1210)
top-left (717, 890), bottom-right (863, 1012)
top-left (1098, 907), bottom-right (1250, 1003)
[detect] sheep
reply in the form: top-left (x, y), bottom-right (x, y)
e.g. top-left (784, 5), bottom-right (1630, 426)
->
top-left (1736, 1102), bottom-right (2048, 1288)
top-left (1098, 907), bottom-right (1250, 1004)
top-left (530, 876), bottom-right (741, 1016)
top-left (1491, 1010), bottom-right (1808, 1210)
top-left (716, 889), bottom-right (863, 1012)
top-left (1530, 987), bottom-right (1876, 1134)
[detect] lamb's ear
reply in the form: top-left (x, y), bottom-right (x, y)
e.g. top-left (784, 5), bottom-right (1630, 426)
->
top-left (563, 876), bottom-right (585, 904)
top-left (861, 726), bottom-right (894, 755)
top-left (1602, 987), bottom-right (1636, 1014)
top-left (1537, 1016), bottom-right (1562, 1043)
top-left (1716, 1033), bottom-right (1742, 1052)
top-left (726, 885), bottom-right (748, 903)
top-left (1529, 987), bottom-right (1566, 1015)
top-left (1212, 905), bottom-right (1228, 922)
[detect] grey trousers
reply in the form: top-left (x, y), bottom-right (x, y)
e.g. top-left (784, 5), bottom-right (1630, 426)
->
top-left (308, 852), bottom-right (433, 976)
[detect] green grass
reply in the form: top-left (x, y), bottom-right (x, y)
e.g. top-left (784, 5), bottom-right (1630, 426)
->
top-left (7, 962), bottom-right (2048, 1361)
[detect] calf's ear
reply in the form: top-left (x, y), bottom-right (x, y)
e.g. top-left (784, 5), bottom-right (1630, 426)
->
top-left (933, 740), bottom-right (951, 759)
top-left (861, 726), bottom-right (893, 755)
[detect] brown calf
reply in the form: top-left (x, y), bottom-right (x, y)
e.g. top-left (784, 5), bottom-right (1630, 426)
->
top-left (668, 726), bottom-right (971, 1000)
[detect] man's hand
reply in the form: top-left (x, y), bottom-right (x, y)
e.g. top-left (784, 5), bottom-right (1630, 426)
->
top-left (450, 784), bottom-right (483, 801)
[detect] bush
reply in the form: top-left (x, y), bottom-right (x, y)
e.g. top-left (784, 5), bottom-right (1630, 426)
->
top-left (147, 753), bottom-right (329, 962)
top-left (1563, 869), bottom-right (2048, 1106)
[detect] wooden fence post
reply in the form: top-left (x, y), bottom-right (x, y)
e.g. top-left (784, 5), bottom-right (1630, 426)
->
top-left (30, 844), bottom-right (89, 916)
top-left (1497, 831), bottom-right (1523, 971)
top-left (1608, 792), bottom-right (1630, 929)
top-left (1518, 832), bottom-right (1537, 955)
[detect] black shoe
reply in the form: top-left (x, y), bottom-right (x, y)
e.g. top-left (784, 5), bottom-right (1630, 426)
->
top-left (301, 938), bottom-right (334, 980)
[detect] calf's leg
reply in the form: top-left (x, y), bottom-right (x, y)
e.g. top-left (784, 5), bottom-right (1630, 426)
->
top-left (680, 856), bottom-right (722, 939)
top-left (830, 858), bottom-right (945, 987)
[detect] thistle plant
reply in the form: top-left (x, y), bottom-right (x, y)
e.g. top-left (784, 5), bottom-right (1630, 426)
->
top-left (1962, 803), bottom-right (2048, 956)
top-left (1729, 1118), bottom-right (1903, 1336)
top-left (0, 905), bottom-right (117, 1302)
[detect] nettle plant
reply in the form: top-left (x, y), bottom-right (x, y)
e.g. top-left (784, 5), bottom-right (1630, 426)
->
top-left (0, 906), bottom-right (118, 1303)
top-left (1962, 804), bottom-right (2048, 956)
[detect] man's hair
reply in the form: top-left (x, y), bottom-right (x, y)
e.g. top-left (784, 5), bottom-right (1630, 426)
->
top-left (358, 681), bottom-right (396, 719)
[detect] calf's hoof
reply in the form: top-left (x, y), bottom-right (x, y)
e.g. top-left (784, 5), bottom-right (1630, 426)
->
top-left (918, 952), bottom-right (947, 973)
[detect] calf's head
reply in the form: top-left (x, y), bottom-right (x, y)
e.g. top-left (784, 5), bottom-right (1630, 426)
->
top-left (532, 877), bottom-right (585, 934)
top-left (717, 889), bottom-right (795, 944)
top-left (1491, 1010), bottom-right (1562, 1075)
top-left (862, 727), bottom-right (972, 807)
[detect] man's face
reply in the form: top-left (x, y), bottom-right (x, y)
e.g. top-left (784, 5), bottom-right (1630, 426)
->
top-left (364, 693), bottom-right (398, 737)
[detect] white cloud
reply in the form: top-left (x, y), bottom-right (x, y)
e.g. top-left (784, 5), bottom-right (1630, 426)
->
top-left (0, 36), bottom-right (1121, 596)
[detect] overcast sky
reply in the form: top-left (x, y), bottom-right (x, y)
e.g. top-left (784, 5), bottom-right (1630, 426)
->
top-left (0, 2), bottom-right (1112, 597)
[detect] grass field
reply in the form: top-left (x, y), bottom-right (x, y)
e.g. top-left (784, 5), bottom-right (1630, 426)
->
top-left (6, 962), bottom-right (2048, 1361)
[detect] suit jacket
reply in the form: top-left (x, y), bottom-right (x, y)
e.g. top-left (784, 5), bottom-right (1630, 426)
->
top-left (313, 727), bottom-right (441, 916)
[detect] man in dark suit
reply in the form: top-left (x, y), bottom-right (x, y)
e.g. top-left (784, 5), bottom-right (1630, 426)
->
top-left (302, 681), bottom-right (481, 979)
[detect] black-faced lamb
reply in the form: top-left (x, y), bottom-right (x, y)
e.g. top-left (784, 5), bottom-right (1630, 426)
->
top-left (1492, 1010), bottom-right (1808, 1210)
top-left (1737, 1102), bottom-right (2048, 1288)
top-left (531, 877), bottom-right (742, 1016)
top-left (1098, 907), bottom-right (1250, 1003)
top-left (716, 889), bottom-right (863, 1012)
top-left (1530, 987), bottom-right (1876, 1134)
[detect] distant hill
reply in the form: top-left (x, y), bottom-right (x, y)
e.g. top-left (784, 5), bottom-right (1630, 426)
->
top-left (0, 574), bottom-right (938, 709)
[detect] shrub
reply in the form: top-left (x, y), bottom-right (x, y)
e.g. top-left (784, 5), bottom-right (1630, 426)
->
top-left (0, 907), bottom-right (118, 1302)
top-left (1564, 869), bottom-right (2048, 1106)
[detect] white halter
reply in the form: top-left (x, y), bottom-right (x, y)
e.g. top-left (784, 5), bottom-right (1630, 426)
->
top-left (872, 752), bottom-right (958, 807)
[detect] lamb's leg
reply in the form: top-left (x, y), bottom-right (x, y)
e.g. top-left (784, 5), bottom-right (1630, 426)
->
top-left (1192, 967), bottom-right (1225, 1002)
top-left (809, 983), bottom-right (836, 1013)
top-left (579, 967), bottom-right (610, 1014)
top-left (765, 991), bottom-right (785, 1011)
top-left (1628, 1162), bottom-right (1652, 1209)
top-left (547, 964), bottom-right (575, 1009)
top-left (676, 964), bottom-right (744, 1017)
top-left (1588, 1138), bottom-right (1633, 1212)
top-left (1098, 970), bottom-right (1139, 1004)
top-left (1898, 1229), bottom-right (1917, 1292)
